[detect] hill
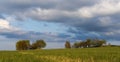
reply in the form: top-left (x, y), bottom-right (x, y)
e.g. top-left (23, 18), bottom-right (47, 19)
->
top-left (0, 47), bottom-right (120, 62)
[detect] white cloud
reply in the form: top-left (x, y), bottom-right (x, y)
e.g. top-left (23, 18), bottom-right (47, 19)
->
top-left (0, 19), bottom-right (10, 29)
top-left (0, 18), bottom-right (20, 31)
top-left (77, 0), bottom-right (120, 18)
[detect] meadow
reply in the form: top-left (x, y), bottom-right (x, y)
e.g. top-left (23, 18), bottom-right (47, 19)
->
top-left (0, 47), bottom-right (119, 62)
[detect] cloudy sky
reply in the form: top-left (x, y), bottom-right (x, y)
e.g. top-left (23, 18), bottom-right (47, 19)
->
top-left (0, 0), bottom-right (120, 50)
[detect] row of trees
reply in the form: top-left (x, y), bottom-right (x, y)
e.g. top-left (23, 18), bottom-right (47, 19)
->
top-left (16, 38), bottom-right (107, 50)
top-left (16, 40), bottom-right (46, 50)
top-left (65, 39), bottom-right (106, 48)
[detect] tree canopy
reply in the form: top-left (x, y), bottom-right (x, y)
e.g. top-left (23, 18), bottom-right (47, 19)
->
top-left (16, 40), bottom-right (30, 50)
top-left (16, 40), bottom-right (46, 50)
top-left (65, 41), bottom-right (71, 48)
top-left (72, 38), bottom-right (107, 48)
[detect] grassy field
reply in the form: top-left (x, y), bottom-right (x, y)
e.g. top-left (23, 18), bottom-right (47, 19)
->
top-left (0, 47), bottom-right (120, 62)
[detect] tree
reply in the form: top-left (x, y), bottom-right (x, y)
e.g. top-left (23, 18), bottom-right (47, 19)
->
top-left (73, 42), bottom-right (80, 48)
top-left (36, 40), bottom-right (46, 49)
top-left (65, 41), bottom-right (71, 48)
top-left (91, 39), bottom-right (107, 47)
top-left (16, 40), bottom-right (30, 50)
top-left (86, 39), bottom-right (91, 47)
top-left (79, 42), bottom-right (83, 48)
top-left (101, 40), bottom-right (106, 45)
top-left (31, 40), bottom-right (46, 49)
top-left (83, 42), bottom-right (87, 48)
top-left (72, 38), bottom-right (107, 48)
top-left (31, 42), bottom-right (38, 49)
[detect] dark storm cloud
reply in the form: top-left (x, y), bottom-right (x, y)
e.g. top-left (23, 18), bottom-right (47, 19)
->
top-left (0, 28), bottom-right (71, 42)
top-left (67, 27), bottom-right (103, 40)
top-left (0, 0), bottom-right (57, 14)
top-left (66, 16), bottom-right (120, 41)
top-left (69, 17), bottom-right (118, 32)
top-left (0, 30), bottom-right (42, 39)
top-left (0, 0), bottom-right (120, 42)
top-left (0, 0), bottom-right (97, 13)
top-left (57, 33), bottom-right (71, 38)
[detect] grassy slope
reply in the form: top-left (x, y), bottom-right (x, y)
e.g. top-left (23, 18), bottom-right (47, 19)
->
top-left (0, 47), bottom-right (120, 62)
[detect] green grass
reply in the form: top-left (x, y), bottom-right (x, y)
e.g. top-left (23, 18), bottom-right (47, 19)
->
top-left (0, 47), bottom-right (120, 62)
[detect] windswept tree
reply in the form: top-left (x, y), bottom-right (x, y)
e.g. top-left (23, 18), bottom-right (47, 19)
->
top-left (72, 38), bottom-right (107, 48)
top-left (91, 39), bottom-right (107, 47)
top-left (16, 40), bottom-right (30, 50)
top-left (65, 41), bottom-right (71, 48)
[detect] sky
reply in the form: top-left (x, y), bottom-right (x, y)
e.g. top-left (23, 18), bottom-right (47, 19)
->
top-left (0, 0), bottom-right (120, 50)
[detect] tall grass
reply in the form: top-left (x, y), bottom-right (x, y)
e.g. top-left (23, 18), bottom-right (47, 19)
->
top-left (0, 47), bottom-right (119, 62)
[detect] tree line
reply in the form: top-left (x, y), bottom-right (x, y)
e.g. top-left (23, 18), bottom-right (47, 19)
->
top-left (16, 40), bottom-right (46, 50)
top-left (16, 38), bottom-right (107, 50)
top-left (65, 38), bottom-right (107, 48)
